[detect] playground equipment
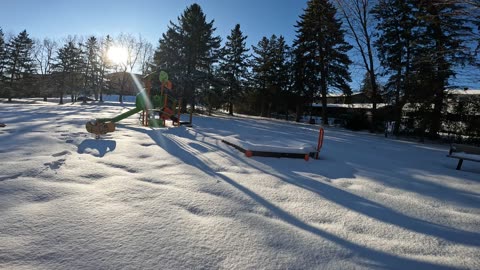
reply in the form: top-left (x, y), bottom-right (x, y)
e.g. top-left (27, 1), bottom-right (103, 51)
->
top-left (86, 70), bottom-right (182, 137)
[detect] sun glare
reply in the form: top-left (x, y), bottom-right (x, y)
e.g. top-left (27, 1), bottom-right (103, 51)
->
top-left (107, 46), bottom-right (128, 65)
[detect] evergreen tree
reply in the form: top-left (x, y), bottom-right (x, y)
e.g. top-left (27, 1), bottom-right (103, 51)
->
top-left (359, 72), bottom-right (383, 102)
top-left (251, 36), bottom-right (272, 116)
top-left (219, 24), bottom-right (249, 115)
top-left (54, 41), bottom-right (74, 104)
top-left (374, 0), bottom-right (473, 138)
top-left (154, 28), bottom-right (183, 73)
top-left (97, 35), bottom-right (113, 102)
top-left (372, 0), bottom-right (417, 135)
top-left (251, 35), bottom-right (290, 117)
top-left (154, 4), bottom-right (221, 121)
top-left (0, 28), bottom-right (5, 83)
top-left (415, 0), bottom-right (473, 138)
top-left (4, 30), bottom-right (36, 101)
top-left (269, 36), bottom-right (291, 116)
top-left (73, 41), bottom-right (86, 102)
top-left (293, 0), bottom-right (352, 125)
top-left (54, 40), bottom-right (83, 104)
top-left (82, 36), bottom-right (100, 103)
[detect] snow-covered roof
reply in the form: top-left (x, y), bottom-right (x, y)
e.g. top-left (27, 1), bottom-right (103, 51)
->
top-left (447, 89), bottom-right (480, 95)
top-left (312, 103), bottom-right (388, 109)
top-left (326, 92), bottom-right (366, 97)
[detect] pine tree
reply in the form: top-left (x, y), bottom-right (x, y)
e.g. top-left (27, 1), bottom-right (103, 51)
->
top-left (201, 66), bottom-right (226, 115)
top-left (372, 0), bottom-right (417, 135)
top-left (4, 30), bottom-right (36, 101)
top-left (415, 0), bottom-right (473, 138)
top-left (359, 72), bottom-right (383, 102)
top-left (154, 4), bottom-right (221, 121)
top-left (97, 35), bottom-right (113, 102)
top-left (293, 0), bottom-right (352, 125)
top-left (219, 24), bottom-right (249, 115)
top-left (54, 41), bottom-right (74, 104)
top-left (374, 0), bottom-right (473, 138)
top-left (251, 35), bottom-right (290, 117)
top-left (0, 28), bottom-right (5, 83)
top-left (54, 40), bottom-right (83, 104)
top-left (72, 41), bottom-right (85, 102)
top-left (269, 36), bottom-right (291, 116)
top-left (82, 36), bottom-right (100, 103)
top-left (154, 28), bottom-right (183, 73)
top-left (251, 36), bottom-right (272, 116)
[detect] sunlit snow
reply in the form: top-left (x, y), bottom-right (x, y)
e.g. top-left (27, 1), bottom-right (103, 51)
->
top-left (1, 99), bottom-right (479, 270)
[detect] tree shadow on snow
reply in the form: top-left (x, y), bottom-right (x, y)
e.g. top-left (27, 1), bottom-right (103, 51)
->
top-left (268, 165), bottom-right (480, 247)
top-left (121, 124), bottom-right (467, 270)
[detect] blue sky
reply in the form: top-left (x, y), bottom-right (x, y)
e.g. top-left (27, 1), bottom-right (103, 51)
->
top-left (0, 0), bottom-right (306, 47)
top-left (0, 0), bottom-right (478, 90)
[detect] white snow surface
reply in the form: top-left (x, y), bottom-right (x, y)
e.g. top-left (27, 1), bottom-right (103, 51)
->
top-left (1, 100), bottom-right (479, 270)
top-left (222, 135), bottom-right (317, 154)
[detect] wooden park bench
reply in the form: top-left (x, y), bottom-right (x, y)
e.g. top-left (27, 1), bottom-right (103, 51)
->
top-left (447, 143), bottom-right (480, 170)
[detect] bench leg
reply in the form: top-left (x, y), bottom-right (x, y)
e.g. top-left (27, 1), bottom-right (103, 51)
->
top-left (456, 159), bottom-right (463, 170)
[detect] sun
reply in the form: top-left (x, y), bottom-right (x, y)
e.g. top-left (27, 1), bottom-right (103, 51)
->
top-left (107, 46), bottom-right (128, 65)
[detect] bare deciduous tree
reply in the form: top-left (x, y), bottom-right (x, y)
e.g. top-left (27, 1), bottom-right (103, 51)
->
top-left (336, 0), bottom-right (380, 131)
top-left (138, 37), bottom-right (153, 76)
top-left (114, 33), bottom-right (143, 102)
top-left (33, 38), bottom-right (58, 101)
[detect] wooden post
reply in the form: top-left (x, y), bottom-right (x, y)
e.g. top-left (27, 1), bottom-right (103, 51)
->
top-left (177, 100), bottom-right (182, 126)
top-left (456, 159), bottom-right (463, 170)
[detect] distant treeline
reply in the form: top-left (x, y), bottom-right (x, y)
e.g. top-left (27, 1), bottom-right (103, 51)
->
top-left (0, 0), bottom-right (479, 140)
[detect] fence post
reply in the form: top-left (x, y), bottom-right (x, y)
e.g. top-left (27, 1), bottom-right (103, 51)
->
top-left (315, 127), bottom-right (325, 160)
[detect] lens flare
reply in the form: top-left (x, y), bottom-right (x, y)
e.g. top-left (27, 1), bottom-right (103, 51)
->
top-left (107, 46), bottom-right (128, 65)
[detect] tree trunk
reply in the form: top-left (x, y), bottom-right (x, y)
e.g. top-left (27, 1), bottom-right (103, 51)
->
top-left (59, 92), bottom-right (64, 104)
top-left (295, 103), bottom-right (302, 122)
top-left (229, 102), bottom-right (233, 116)
top-left (369, 71), bottom-right (378, 132)
top-left (429, 85), bottom-right (444, 139)
top-left (181, 98), bottom-right (188, 113)
top-left (393, 103), bottom-right (404, 136)
top-left (260, 96), bottom-right (266, 117)
top-left (320, 77), bottom-right (328, 125)
top-left (189, 103), bottom-right (194, 124)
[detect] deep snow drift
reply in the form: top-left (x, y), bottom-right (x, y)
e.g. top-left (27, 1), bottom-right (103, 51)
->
top-left (1, 99), bottom-right (479, 270)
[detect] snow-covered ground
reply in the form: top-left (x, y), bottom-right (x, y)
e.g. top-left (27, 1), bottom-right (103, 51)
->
top-left (1, 99), bottom-right (479, 270)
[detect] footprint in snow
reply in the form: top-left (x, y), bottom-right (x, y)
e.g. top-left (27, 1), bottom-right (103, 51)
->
top-left (44, 159), bottom-right (66, 170)
top-left (52, 150), bottom-right (71, 157)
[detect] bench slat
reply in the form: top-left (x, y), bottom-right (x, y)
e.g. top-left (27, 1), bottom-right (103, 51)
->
top-left (447, 144), bottom-right (480, 170)
top-left (450, 144), bottom-right (480, 155)
top-left (447, 155), bottom-right (480, 163)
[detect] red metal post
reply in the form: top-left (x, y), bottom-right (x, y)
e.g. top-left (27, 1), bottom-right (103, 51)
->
top-left (315, 127), bottom-right (324, 160)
